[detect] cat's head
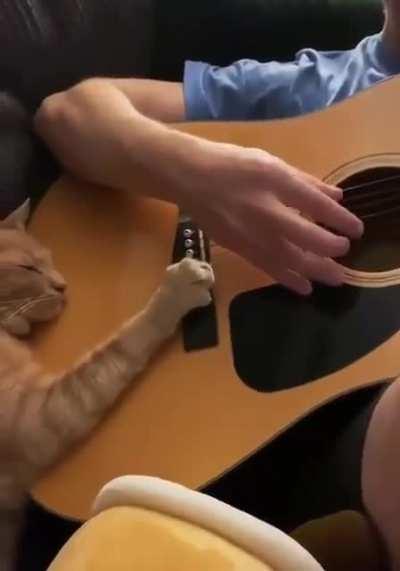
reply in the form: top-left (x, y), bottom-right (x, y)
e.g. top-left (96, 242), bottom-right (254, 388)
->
top-left (0, 200), bottom-right (66, 337)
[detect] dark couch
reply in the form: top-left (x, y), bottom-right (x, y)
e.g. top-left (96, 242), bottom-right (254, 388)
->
top-left (1, 0), bottom-right (383, 108)
top-left (0, 0), bottom-right (153, 110)
top-left (153, 0), bottom-right (383, 80)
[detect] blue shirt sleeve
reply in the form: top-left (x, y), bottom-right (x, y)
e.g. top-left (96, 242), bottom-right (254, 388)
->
top-left (183, 35), bottom-right (400, 123)
top-left (183, 55), bottom-right (327, 121)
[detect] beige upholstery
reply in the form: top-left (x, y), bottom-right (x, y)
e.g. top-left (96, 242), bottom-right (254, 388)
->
top-left (48, 476), bottom-right (323, 571)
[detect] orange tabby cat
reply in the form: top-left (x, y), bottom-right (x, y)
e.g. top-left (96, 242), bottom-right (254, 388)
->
top-left (0, 200), bottom-right (214, 570)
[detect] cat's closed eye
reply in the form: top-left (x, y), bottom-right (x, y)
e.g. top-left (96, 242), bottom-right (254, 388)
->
top-left (19, 264), bottom-right (40, 273)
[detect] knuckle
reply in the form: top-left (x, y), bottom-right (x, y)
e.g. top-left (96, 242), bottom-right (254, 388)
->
top-left (35, 95), bottom-right (62, 129)
top-left (244, 148), bottom-right (274, 175)
top-left (180, 257), bottom-right (193, 269)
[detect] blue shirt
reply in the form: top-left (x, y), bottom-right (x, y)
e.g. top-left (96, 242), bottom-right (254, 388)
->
top-left (184, 34), bottom-right (400, 121)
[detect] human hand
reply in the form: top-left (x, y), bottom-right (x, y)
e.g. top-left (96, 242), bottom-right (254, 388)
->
top-left (178, 140), bottom-right (363, 295)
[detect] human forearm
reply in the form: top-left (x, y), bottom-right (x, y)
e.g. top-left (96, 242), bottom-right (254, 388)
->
top-left (101, 78), bottom-right (185, 123)
top-left (111, 104), bottom-right (210, 205)
top-left (34, 78), bottom-right (206, 206)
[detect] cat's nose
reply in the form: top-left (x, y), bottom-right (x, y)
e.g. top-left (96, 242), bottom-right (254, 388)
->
top-left (53, 282), bottom-right (66, 293)
top-left (49, 271), bottom-right (67, 293)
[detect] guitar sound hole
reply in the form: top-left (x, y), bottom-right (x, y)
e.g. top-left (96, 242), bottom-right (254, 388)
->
top-left (339, 166), bottom-right (400, 272)
top-left (229, 165), bottom-right (400, 393)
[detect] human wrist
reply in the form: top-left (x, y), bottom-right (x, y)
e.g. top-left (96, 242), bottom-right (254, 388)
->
top-left (122, 113), bottom-right (212, 207)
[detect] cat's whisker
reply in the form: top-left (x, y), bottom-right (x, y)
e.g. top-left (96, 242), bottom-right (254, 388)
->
top-left (2, 295), bottom-right (60, 322)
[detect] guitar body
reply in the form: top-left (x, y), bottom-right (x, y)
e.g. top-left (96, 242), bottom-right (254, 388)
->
top-left (31, 77), bottom-right (400, 520)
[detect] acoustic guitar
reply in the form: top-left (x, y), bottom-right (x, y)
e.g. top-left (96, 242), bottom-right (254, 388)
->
top-left (31, 76), bottom-right (400, 520)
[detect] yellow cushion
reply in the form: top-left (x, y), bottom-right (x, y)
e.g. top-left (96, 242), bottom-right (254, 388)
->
top-left (48, 506), bottom-right (273, 571)
top-left (93, 475), bottom-right (323, 570)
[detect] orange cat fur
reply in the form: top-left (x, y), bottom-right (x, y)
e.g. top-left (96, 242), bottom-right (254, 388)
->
top-left (0, 201), bottom-right (214, 570)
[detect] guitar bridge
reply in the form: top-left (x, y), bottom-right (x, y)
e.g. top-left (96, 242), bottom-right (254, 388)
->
top-left (172, 215), bottom-right (218, 352)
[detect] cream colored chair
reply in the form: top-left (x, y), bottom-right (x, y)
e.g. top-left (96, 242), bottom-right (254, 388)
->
top-left (48, 476), bottom-right (323, 571)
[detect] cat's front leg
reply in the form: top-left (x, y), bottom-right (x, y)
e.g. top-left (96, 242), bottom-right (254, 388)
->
top-left (106, 257), bottom-right (214, 378)
top-left (146, 258), bottom-right (214, 336)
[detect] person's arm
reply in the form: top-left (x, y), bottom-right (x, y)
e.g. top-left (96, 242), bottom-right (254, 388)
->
top-left (90, 78), bottom-right (185, 123)
top-left (34, 78), bottom-right (363, 295)
top-left (35, 78), bottom-right (199, 198)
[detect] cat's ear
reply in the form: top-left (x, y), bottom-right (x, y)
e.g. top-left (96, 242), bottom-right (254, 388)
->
top-left (0, 199), bottom-right (31, 230)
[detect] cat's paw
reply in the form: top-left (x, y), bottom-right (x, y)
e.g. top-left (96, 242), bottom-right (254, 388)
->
top-left (164, 258), bottom-right (214, 313)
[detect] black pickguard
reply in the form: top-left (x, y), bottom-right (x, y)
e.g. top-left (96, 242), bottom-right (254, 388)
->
top-left (229, 283), bottom-right (400, 392)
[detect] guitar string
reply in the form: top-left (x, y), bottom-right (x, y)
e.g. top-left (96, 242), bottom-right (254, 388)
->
top-left (338, 174), bottom-right (400, 218)
top-left (343, 186), bottom-right (399, 204)
top-left (360, 203), bottom-right (400, 221)
top-left (345, 191), bottom-right (400, 214)
top-left (341, 173), bottom-right (400, 193)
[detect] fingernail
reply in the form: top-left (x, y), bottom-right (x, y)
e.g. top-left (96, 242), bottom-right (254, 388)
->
top-left (332, 185), bottom-right (343, 199)
top-left (325, 273), bottom-right (345, 286)
top-left (345, 214), bottom-right (364, 239)
top-left (298, 282), bottom-right (313, 296)
top-left (334, 236), bottom-right (350, 257)
top-left (353, 217), bottom-right (364, 238)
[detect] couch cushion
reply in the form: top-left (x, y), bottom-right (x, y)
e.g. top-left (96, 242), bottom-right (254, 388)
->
top-left (0, 0), bottom-right (154, 108)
